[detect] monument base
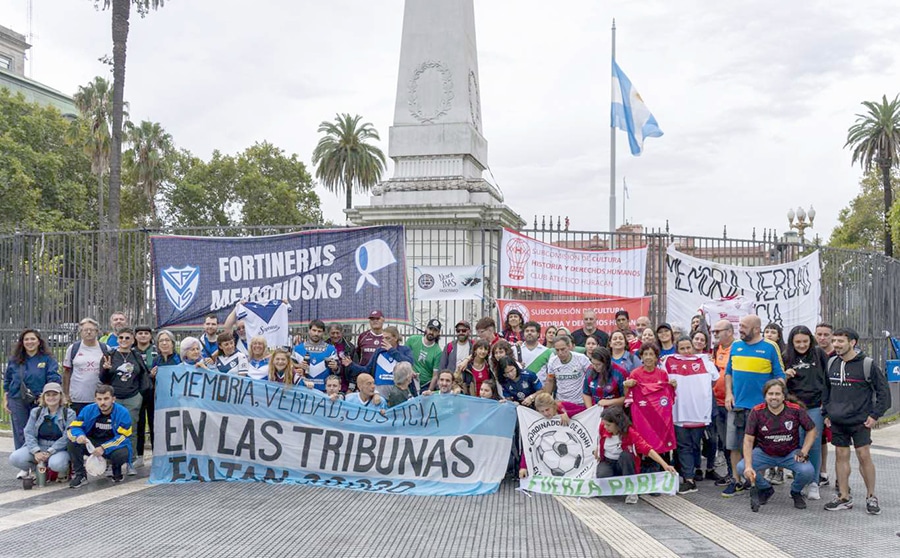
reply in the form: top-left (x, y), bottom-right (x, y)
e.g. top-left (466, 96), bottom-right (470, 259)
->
top-left (346, 178), bottom-right (524, 229)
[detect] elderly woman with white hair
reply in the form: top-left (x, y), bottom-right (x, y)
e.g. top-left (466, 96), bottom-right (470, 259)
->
top-left (386, 361), bottom-right (415, 408)
top-left (179, 336), bottom-right (208, 368)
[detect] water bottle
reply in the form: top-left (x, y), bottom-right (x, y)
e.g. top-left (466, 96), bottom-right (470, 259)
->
top-left (36, 464), bottom-right (46, 488)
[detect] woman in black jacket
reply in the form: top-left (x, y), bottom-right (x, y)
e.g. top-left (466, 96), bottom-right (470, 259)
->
top-left (783, 325), bottom-right (828, 501)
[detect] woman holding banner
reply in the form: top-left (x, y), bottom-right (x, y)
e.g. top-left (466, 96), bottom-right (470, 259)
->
top-left (180, 337), bottom-right (209, 369)
top-left (595, 405), bottom-right (677, 504)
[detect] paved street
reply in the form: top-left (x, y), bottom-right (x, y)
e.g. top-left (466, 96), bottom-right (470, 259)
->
top-left (0, 426), bottom-right (898, 558)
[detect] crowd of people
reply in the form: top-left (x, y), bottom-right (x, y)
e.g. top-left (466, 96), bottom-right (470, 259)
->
top-left (2, 307), bottom-right (891, 515)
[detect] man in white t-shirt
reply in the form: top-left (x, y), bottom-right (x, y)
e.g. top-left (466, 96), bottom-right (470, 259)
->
top-left (544, 334), bottom-right (591, 407)
top-left (63, 318), bottom-right (108, 415)
top-left (521, 321), bottom-right (551, 372)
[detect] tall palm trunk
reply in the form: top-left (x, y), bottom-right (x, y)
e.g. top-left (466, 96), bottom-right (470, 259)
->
top-left (107, 0), bottom-right (131, 313)
top-left (881, 160), bottom-right (893, 258)
top-left (345, 171), bottom-right (353, 211)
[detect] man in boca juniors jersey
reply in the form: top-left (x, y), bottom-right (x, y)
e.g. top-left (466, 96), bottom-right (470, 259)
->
top-left (293, 320), bottom-right (339, 392)
top-left (738, 379), bottom-right (817, 512)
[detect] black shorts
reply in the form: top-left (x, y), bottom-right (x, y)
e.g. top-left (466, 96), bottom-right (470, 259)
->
top-left (830, 422), bottom-right (872, 448)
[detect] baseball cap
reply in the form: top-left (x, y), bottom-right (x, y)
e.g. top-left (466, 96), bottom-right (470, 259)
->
top-left (368, 310), bottom-right (384, 319)
top-left (426, 319), bottom-right (442, 330)
top-left (42, 382), bottom-right (63, 394)
top-left (455, 320), bottom-right (471, 330)
top-left (656, 323), bottom-right (673, 332)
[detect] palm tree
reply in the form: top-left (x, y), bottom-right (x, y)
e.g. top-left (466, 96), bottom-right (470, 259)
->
top-left (97, 0), bottom-right (164, 230)
top-left (124, 120), bottom-right (174, 224)
top-left (71, 76), bottom-right (113, 229)
top-left (95, 0), bottom-right (164, 313)
top-left (312, 113), bottom-right (386, 211)
top-left (846, 94), bottom-right (900, 258)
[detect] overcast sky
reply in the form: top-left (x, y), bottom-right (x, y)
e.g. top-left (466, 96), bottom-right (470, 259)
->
top-left (4, 0), bottom-right (899, 240)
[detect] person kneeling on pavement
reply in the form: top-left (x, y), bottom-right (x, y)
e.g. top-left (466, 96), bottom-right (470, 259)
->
top-left (595, 405), bottom-right (677, 505)
top-left (66, 384), bottom-right (133, 488)
top-left (8, 382), bottom-right (76, 480)
top-left (737, 379), bottom-right (817, 512)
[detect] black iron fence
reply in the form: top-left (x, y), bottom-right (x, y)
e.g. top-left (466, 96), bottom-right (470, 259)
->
top-left (1, 224), bottom-right (898, 420)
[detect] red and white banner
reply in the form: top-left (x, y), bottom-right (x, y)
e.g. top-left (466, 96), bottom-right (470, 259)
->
top-left (500, 229), bottom-right (647, 297)
top-left (497, 298), bottom-right (651, 331)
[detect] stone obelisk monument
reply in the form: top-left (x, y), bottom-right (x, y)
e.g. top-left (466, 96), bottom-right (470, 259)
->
top-left (346, 0), bottom-right (524, 229)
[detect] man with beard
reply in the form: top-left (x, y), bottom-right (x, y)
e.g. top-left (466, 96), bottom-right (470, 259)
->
top-left (66, 384), bottom-right (132, 487)
top-left (722, 314), bottom-right (785, 497)
top-left (293, 320), bottom-right (339, 392)
top-left (521, 321), bottom-right (551, 374)
top-left (439, 321), bottom-right (472, 375)
top-left (407, 319), bottom-right (443, 392)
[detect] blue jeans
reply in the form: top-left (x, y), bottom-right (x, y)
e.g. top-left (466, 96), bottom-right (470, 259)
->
top-left (676, 426), bottom-right (704, 479)
top-left (9, 447), bottom-right (70, 473)
top-left (737, 448), bottom-right (814, 493)
top-left (799, 406), bottom-right (823, 482)
top-left (8, 397), bottom-right (35, 450)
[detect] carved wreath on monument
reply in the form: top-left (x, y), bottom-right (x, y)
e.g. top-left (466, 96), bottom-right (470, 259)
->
top-left (468, 70), bottom-right (481, 132)
top-left (408, 60), bottom-right (454, 124)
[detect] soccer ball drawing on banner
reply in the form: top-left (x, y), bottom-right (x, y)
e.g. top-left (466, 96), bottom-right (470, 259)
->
top-left (535, 429), bottom-right (584, 476)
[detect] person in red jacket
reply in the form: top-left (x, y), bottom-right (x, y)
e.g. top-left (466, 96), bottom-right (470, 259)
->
top-left (594, 405), bottom-right (676, 504)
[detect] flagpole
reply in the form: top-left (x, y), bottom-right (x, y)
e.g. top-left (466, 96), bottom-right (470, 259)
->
top-left (622, 177), bottom-right (626, 225)
top-left (609, 18), bottom-right (617, 237)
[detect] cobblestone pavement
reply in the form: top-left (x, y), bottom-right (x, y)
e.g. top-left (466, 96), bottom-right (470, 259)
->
top-left (0, 426), bottom-right (898, 558)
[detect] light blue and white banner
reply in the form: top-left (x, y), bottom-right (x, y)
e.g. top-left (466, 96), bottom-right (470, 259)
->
top-left (611, 61), bottom-right (663, 156)
top-left (150, 365), bottom-right (517, 495)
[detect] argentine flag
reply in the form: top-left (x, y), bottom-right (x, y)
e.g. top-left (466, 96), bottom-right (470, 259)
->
top-left (611, 61), bottom-right (663, 156)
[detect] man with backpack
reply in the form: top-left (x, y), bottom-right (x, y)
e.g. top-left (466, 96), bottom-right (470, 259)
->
top-left (63, 318), bottom-right (109, 415)
top-left (822, 327), bottom-right (891, 514)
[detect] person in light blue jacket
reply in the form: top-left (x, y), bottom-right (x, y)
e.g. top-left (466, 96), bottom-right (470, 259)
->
top-left (8, 382), bottom-right (76, 476)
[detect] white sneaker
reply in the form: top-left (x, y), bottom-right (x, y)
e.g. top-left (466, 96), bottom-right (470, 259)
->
top-left (625, 494), bottom-right (639, 504)
top-left (126, 463), bottom-right (136, 476)
top-left (807, 483), bottom-right (821, 500)
top-left (785, 469), bottom-right (794, 480)
top-left (15, 469), bottom-right (29, 480)
top-left (133, 457), bottom-right (144, 468)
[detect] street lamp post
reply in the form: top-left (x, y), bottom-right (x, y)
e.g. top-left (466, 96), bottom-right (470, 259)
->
top-left (787, 205), bottom-right (816, 244)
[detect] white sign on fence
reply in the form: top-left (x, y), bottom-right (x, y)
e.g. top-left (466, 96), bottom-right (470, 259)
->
top-left (500, 229), bottom-right (647, 298)
top-left (666, 245), bottom-right (821, 333)
top-left (413, 266), bottom-right (485, 301)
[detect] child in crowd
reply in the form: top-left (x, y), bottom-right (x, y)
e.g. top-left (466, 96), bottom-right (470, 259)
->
top-left (325, 374), bottom-right (344, 401)
top-left (479, 378), bottom-right (501, 400)
top-left (595, 405), bottom-right (677, 504)
top-left (268, 348), bottom-right (299, 385)
top-left (498, 357), bottom-right (543, 405)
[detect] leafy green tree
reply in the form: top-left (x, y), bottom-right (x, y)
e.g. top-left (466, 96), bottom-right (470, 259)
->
top-left (845, 94), bottom-right (900, 257)
top-left (71, 76), bottom-right (113, 228)
top-left (0, 89), bottom-right (96, 232)
top-left (123, 119), bottom-right (173, 224)
top-left (160, 142), bottom-right (322, 229)
top-left (829, 167), bottom-right (899, 252)
top-left (312, 113), bottom-right (386, 212)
